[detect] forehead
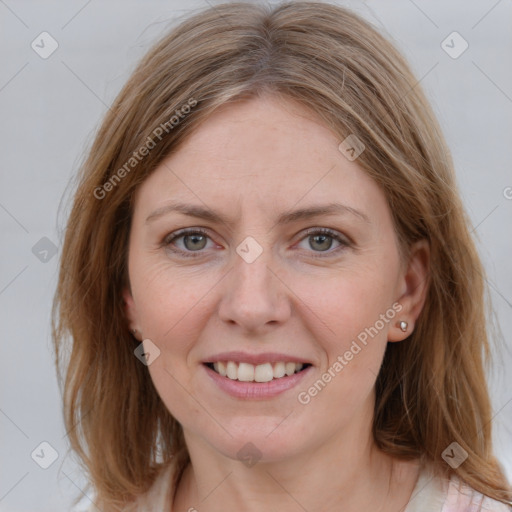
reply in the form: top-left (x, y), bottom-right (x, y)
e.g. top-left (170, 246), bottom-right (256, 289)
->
top-left (133, 95), bottom-right (388, 227)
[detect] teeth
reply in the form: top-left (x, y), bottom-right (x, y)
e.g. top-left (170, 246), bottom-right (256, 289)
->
top-left (254, 363), bottom-right (274, 382)
top-left (226, 361), bottom-right (237, 380)
top-left (285, 362), bottom-right (296, 376)
top-left (216, 361), bottom-right (227, 377)
top-left (273, 362), bottom-right (286, 378)
top-left (238, 362), bottom-right (255, 382)
top-left (211, 361), bottom-right (305, 382)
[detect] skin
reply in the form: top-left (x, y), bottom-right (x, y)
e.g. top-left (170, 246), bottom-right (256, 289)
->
top-left (123, 94), bottom-right (430, 512)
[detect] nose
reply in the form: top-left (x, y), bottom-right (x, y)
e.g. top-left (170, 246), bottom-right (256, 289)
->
top-left (217, 244), bottom-right (291, 333)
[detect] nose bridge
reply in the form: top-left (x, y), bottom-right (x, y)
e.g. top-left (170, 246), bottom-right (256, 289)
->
top-left (218, 233), bottom-right (288, 330)
top-left (233, 233), bottom-right (275, 299)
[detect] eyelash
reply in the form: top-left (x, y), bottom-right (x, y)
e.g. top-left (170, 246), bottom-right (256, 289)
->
top-left (161, 227), bottom-right (351, 259)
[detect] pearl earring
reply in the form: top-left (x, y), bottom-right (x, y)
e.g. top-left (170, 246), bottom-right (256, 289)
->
top-left (131, 328), bottom-right (138, 336)
top-left (399, 321), bottom-right (408, 332)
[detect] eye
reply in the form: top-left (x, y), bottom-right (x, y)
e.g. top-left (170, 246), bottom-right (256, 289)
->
top-left (162, 228), bottom-right (214, 258)
top-left (161, 227), bottom-right (351, 258)
top-left (295, 228), bottom-right (350, 257)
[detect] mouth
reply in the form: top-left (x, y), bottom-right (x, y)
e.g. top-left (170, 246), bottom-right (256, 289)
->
top-left (204, 361), bottom-right (312, 383)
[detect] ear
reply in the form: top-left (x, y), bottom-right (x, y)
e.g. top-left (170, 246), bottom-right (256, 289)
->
top-left (122, 286), bottom-right (140, 338)
top-left (388, 239), bottom-right (430, 342)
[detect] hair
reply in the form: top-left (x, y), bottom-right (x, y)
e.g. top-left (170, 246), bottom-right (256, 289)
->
top-left (52, 1), bottom-right (512, 509)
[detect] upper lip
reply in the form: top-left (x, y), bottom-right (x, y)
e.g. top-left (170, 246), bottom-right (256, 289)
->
top-left (203, 351), bottom-right (312, 366)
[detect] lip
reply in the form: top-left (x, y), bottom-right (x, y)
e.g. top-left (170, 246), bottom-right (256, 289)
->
top-left (203, 351), bottom-right (313, 366)
top-left (203, 362), bottom-right (312, 399)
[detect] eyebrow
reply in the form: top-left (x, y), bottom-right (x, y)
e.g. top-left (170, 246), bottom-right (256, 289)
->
top-left (145, 201), bottom-right (371, 226)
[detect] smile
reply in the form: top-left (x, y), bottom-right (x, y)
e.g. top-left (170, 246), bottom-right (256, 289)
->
top-left (203, 360), bottom-right (312, 399)
top-left (206, 361), bottom-right (310, 383)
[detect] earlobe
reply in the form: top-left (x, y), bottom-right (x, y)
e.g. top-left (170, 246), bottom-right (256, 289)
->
top-left (388, 239), bottom-right (430, 342)
top-left (399, 320), bottom-right (408, 333)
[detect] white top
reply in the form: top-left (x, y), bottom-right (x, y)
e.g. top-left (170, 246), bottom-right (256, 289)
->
top-left (85, 460), bottom-right (511, 511)
top-left (404, 463), bottom-right (511, 512)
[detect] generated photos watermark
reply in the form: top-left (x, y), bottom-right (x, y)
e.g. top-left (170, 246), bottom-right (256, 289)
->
top-left (338, 134), bottom-right (365, 161)
top-left (134, 339), bottom-right (161, 366)
top-left (442, 442), bottom-right (468, 469)
top-left (94, 97), bottom-right (197, 200)
top-left (297, 302), bottom-right (403, 405)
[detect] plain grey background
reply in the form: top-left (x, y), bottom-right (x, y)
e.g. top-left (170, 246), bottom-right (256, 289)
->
top-left (1, 0), bottom-right (511, 510)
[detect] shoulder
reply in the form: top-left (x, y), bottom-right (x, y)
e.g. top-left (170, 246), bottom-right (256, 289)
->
top-left (81, 460), bottom-right (177, 512)
top-left (443, 476), bottom-right (512, 512)
top-left (405, 465), bottom-right (512, 512)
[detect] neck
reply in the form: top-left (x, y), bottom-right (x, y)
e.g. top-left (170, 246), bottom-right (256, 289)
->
top-left (173, 418), bottom-right (420, 512)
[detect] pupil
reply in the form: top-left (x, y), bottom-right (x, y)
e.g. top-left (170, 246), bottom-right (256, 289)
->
top-left (312, 234), bottom-right (332, 251)
top-left (185, 234), bottom-right (206, 250)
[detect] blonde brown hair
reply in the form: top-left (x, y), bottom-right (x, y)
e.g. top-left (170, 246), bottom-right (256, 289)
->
top-left (52, 1), bottom-right (512, 508)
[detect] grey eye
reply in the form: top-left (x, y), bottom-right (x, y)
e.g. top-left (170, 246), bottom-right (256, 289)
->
top-left (181, 233), bottom-right (208, 251)
top-left (308, 233), bottom-right (335, 252)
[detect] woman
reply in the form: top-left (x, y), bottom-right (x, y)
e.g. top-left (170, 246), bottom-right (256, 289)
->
top-left (52, 2), bottom-right (512, 510)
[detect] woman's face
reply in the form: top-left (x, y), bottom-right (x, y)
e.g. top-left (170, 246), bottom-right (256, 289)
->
top-left (124, 95), bottom-right (427, 464)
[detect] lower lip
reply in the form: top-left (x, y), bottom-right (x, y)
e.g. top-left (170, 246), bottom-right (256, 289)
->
top-left (203, 364), bottom-right (312, 399)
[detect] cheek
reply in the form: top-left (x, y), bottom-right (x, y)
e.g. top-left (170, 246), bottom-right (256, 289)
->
top-left (291, 263), bottom-right (396, 408)
top-left (296, 263), bottom-right (396, 351)
top-left (134, 265), bottom-right (213, 422)
top-left (131, 255), bottom-right (218, 345)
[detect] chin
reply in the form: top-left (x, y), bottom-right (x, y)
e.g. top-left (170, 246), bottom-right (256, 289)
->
top-left (200, 424), bottom-right (309, 466)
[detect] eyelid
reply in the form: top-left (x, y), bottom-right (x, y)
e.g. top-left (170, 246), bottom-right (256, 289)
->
top-left (162, 226), bottom-right (351, 258)
top-left (162, 227), bottom-right (214, 252)
top-left (300, 227), bottom-right (352, 246)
